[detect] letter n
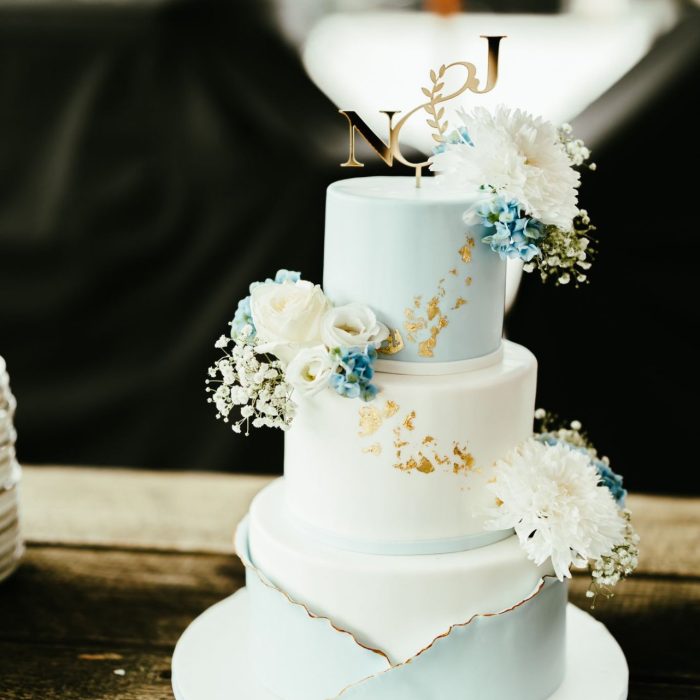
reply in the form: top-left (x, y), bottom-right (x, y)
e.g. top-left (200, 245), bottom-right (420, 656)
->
top-left (339, 110), bottom-right (399, 167)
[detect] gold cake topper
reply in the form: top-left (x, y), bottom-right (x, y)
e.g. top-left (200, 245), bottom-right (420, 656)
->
top-left (339, 35), bottom-right (505, 186)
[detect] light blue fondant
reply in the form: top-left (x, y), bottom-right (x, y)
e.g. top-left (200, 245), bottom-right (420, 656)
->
top-left (290, 513), bottom-right (515, 556)
top-left (236, 518), bottom-right (391, 700)
top-left (236, 518), bottom-right (567, 700)
top-left (324, 177), bottom-right (506, 363)
top-left (338, 580), bottom-right (567, 700)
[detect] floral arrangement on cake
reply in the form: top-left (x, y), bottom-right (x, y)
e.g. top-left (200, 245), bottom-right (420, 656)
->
top-left (429, 106), bottom-right (596, 286)
top-left (206, 270), bottom-right (388, 435)
top-left (487, 410), bottom-right (639, 604)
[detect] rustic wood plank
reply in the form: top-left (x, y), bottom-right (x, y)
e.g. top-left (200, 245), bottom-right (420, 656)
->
top-left (0, 641), bottom-right (174, 700)
top-left (625, 494), bottom-right (700, 577)
top-left (21, 466), bottom-right (273, 554)
top-left (0, 545), bottom-right (698, 693)
top-left (20, 467), bottom-right (700, 576)
top-left (0, 546), bottom-right (243, 647)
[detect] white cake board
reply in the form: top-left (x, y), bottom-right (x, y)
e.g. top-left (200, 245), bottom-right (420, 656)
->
top-left (172, 588), bottom-right (628, 700)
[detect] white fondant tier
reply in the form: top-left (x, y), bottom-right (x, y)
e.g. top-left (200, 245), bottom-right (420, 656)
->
top-left (284, 340), bottom-right (537, 550)
top-left (323, 176), bottom-right (505, 364)
top-left (248, 478), bottom-right (555, 665)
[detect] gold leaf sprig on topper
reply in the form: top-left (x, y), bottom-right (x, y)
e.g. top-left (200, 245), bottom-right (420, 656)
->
top-left (422, 65), bottom-right (450, 145)
top-left (338, 35), bottom-right (505, 187)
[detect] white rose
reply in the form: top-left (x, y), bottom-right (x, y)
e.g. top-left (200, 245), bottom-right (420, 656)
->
top-left (321, 303), bottom-right (389, 350)
top-left (250, 280), bottom-right (330, 364)
top-left (286, 345), bottom-right (335, 397)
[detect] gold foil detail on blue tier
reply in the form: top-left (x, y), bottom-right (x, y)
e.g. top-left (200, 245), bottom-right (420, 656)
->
top-left (378, 329), bottom-right (404, 356)
top-left (403, 233), bottom-right (475, 357)
top-left (459, 237), bottom-right (476, 263)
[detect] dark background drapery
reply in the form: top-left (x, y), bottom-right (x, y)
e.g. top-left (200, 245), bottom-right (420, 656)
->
top-left (1, 0), bottom-right (698, 493)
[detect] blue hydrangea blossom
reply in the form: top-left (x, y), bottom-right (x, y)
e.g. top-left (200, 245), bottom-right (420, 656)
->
top-left (478, 195), bottom-right (543, 262)
top-left (329, 346), bottom-right (379, 402)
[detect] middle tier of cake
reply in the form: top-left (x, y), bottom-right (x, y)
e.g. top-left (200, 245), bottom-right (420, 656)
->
top-left (284, 340), bottom-right (537, 553)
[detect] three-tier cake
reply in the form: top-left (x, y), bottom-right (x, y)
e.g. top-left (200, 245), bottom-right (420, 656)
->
top-left (187, 105), bottom-right (636, 700)
top-left (235, 176), bottom-right (564, 700)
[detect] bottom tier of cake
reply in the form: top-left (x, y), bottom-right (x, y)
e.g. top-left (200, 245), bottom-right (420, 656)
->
top-left (236, 479), bottom-right (567, 700)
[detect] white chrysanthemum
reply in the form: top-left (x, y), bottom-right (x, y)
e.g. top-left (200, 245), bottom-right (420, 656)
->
top-left (487, 439), bottom-right (625, 580)
top-left (430, 106), bottom-right (580, 229)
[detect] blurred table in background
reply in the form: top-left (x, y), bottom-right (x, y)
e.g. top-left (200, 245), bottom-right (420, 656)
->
top-left (0, 466), bottom-right (697, 699)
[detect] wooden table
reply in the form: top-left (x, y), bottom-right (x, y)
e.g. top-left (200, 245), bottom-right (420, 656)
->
top-left (0, 467), bottom-right (698, 699)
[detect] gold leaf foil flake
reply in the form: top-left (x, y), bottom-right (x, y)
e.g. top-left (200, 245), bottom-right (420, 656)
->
top-left (422, 435), bottom-right (435, 445)
top-left (426, 296), bottom-right (441, 321)
top-left (362, 443), bottom-right (382, 456)
top-left (417, 455), bottom-right (435, 474)
top-left (452, 297), bottom-right (467, 310)
top-left (384, 400), bottom-right (400, 418)
top-left (395, 457), bottom-right (418, 472)
top-left (378, 329), bottom-right (404, 356)
top-left (358, 406), bottom-right (383, 437)
top-left (393, 426), bottom-right (408, 453)
top-left (459, 235), bottom-right (476, 263)
top-left (418, 315), bottom-right (447, 357)
top-left (449, 268), bottom-right (457, 276)
top-left (433, 452), bottom-right (451, 466)
top-left (452, 443), bottom-right (476, 473)
top-left (418, 335), bottom-right (437, 358)
top-left (413, 296), bottom-right (422, 309)
top-left (465, 276), bottom-right (473, 286)
top-left (403, 307), bottom-right (427, 343)
top-left (495, 497), bottom-right (504, 507)
top-left (402, 411), bottom-right (416, 431)
top-left (459, 244), bottom-right (472, 263)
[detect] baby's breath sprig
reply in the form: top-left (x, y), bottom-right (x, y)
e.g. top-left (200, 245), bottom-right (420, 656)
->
top-left (534, 409), bottom-right (594, 452)
top-left (205, 327), bottom-right (295, 436)
top-left (559, 122), bottom-right (597, 171)
top-left (525, 212), bottom-right (596, 286)
top-left (587, 510), bottom-right (640, 608)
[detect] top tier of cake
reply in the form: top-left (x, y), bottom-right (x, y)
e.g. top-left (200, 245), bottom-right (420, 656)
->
top-left (324, 176), bottom-right (504, 367)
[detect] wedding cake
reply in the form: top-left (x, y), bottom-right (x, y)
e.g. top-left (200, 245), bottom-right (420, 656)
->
top-left (202, 106), bottom-right (638, 700)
